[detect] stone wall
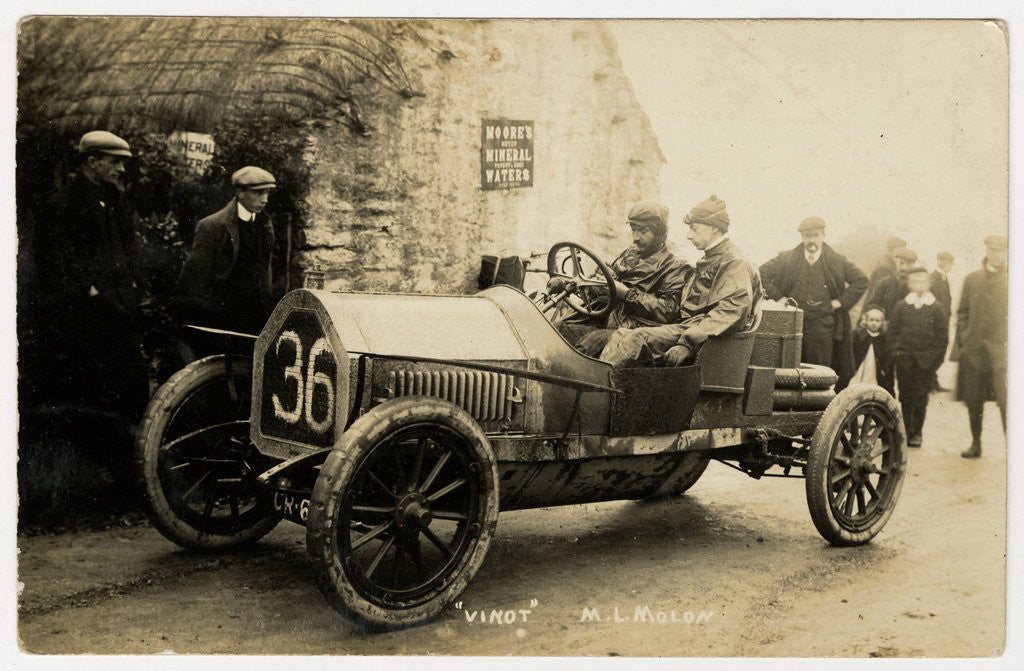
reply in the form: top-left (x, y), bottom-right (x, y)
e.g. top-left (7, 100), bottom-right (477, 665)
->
top-left (301, 19), bottom-right (664, 295)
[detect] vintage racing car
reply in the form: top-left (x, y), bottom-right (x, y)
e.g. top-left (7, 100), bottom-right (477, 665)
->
top-left (134, 242), bottom-right (906, 629)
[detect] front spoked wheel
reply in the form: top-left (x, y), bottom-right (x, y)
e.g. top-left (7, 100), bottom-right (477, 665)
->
top-left (307, 397), bottom-right (499, 629)
top-left (806, 384), bottom-right (906, 546)
top-left (134, 355), bottom-right (281, 551)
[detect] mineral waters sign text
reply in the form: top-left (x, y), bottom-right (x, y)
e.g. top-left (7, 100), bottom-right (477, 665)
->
top-left (168, 131), bottom-right (216, 176)
top-left (481, 119), bottom-right (534, 190)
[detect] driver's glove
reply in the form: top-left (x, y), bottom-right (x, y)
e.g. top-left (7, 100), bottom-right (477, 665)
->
top-left (546, 277), bottom-right (567, 295)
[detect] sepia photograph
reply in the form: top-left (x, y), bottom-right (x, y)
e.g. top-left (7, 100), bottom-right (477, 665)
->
top-left (7, 7), bottom-right (1014, 662)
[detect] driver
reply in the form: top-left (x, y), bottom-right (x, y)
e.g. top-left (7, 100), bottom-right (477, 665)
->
top-left (548, 200), bottom-right (691, 357)
top-left (599, 195), bottom-right (762, 368)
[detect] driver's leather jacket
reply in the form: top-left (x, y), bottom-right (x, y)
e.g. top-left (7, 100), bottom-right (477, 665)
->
top-left (609, 243), bottom-right (692, 327)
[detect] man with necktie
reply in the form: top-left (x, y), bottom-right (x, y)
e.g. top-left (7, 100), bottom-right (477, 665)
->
top-left (759, 217), bottom-right (868, 389)
top-left (175, 166), bottom-right (278, 340)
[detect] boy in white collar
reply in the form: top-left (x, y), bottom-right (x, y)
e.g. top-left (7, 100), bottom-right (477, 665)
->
top-left (889, 268), bottom-right (950, 447)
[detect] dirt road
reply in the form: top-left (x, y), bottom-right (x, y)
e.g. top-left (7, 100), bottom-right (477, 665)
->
top-left (16, 393), bottom-right (1006, 657)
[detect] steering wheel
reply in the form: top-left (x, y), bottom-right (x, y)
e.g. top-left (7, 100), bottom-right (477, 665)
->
top-left (542, 241), bottom-right (618, 319)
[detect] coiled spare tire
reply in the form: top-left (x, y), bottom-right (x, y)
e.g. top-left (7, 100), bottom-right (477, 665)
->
top-left (774, 388), bottom-right (836, 411)
top-left (774, 363), bottom-right (838, 390)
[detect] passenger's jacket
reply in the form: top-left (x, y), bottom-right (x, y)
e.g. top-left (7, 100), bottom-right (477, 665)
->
top-left (608, 243), bottom-right (692, 326)
top-left (675, 238), bottom-right (762, 347)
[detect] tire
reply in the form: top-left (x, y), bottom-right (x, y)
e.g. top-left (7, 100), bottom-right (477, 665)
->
top-left (805, 383), bottom-right (906, 546)
top-left (134, 355), bottom-right (281, 551)
top-left (774, 364), bottom-right (838, 390)
top-left (307, 396), bottom-right (499, 630)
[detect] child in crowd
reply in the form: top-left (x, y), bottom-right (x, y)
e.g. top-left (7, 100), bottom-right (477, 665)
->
top-left (851, 305), bottom-right (894, 396)
top-left (889, 268), bottom-right (949, 447)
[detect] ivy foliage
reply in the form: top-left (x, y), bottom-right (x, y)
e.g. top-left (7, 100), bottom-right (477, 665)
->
top-left (17, 118), bottom-right (313, 383)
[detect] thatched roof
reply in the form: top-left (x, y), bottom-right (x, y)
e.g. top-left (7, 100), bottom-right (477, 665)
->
top-left (17, 16), bottom-right (421, 135)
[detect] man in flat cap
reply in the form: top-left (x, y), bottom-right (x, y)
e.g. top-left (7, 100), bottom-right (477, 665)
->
top-left (760, 216), bottom-right (868, 388)
top-left (175, 166), bottom-right (278, 347)
top-left (865, 235), bottom-right (908, 305)
top-left (954, 235), bottom-right (1007, 458)
top-left (35, 130), bottom-right (149, 475)
top-left (870, 247), bottom-right (919, 319)
top-left (599, 195), bottom-right (762, 368)
top-left (548, 199), bottom-right (691, 357)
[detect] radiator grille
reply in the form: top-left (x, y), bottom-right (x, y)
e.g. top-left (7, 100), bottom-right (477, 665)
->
top-left (388, 370), bottom-right (518, 422)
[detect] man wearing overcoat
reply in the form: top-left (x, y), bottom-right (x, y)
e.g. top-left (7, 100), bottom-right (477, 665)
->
top-left (39, 130), bottom-right (149, 418)
top-left (175, 166), bottom-right (277, 338)
top-left (954, 235), bottom-right (1007, 459)
top-left (759, 217), bottom-right (868, 388)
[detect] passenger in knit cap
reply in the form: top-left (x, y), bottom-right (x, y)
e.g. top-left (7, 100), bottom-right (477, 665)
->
top-left (175, 165), bottom-right (279, 345)
top-left (684, 194), bottom-right (730, 232)
top-left (955, 233), bottom-right (1008, 458)
top-left (599, 195), bottom-right (762, 368)
top-left (547, 199), bottom-right (691, 357)
top-left (759, 215), bottom-right (867, 388)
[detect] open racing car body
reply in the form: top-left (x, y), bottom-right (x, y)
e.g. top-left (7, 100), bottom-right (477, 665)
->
top-left (137, 257), bottom-right (906, 629)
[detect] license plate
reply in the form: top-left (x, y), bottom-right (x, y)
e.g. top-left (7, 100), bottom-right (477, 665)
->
top-left (273, 492), bottom-right (311, 524)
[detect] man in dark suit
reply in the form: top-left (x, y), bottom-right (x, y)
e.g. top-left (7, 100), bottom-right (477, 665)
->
top-left (759, 217), bottom-right (868, 389)
top-left (864, 236), bottom-right (907, 306)
top-left (954, 236), bottom-right (1007, 458)
top-left (175, 166), bottom-right (277, 342)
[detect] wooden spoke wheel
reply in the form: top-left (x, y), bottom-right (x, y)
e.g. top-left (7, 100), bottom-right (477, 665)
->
top-left (307, 397), bottom-right (499, 629)
top-left (134, 355), bottom-right (280, 551)
top-left (805, 384), bottom-right (906, 546)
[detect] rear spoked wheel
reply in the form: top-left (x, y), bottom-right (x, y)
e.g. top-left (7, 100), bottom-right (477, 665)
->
top-left (806, 384), bottom-right (906, 546)
top-left (307, 397), bottom-right (498, 629)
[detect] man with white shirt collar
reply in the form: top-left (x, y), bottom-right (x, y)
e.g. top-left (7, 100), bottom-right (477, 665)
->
top-left (175, 166), bottom-right (278, 339)
top-left (599, 195), bottom-right (762, 368)
top-left (760, 216), bottom-right (868, 388)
